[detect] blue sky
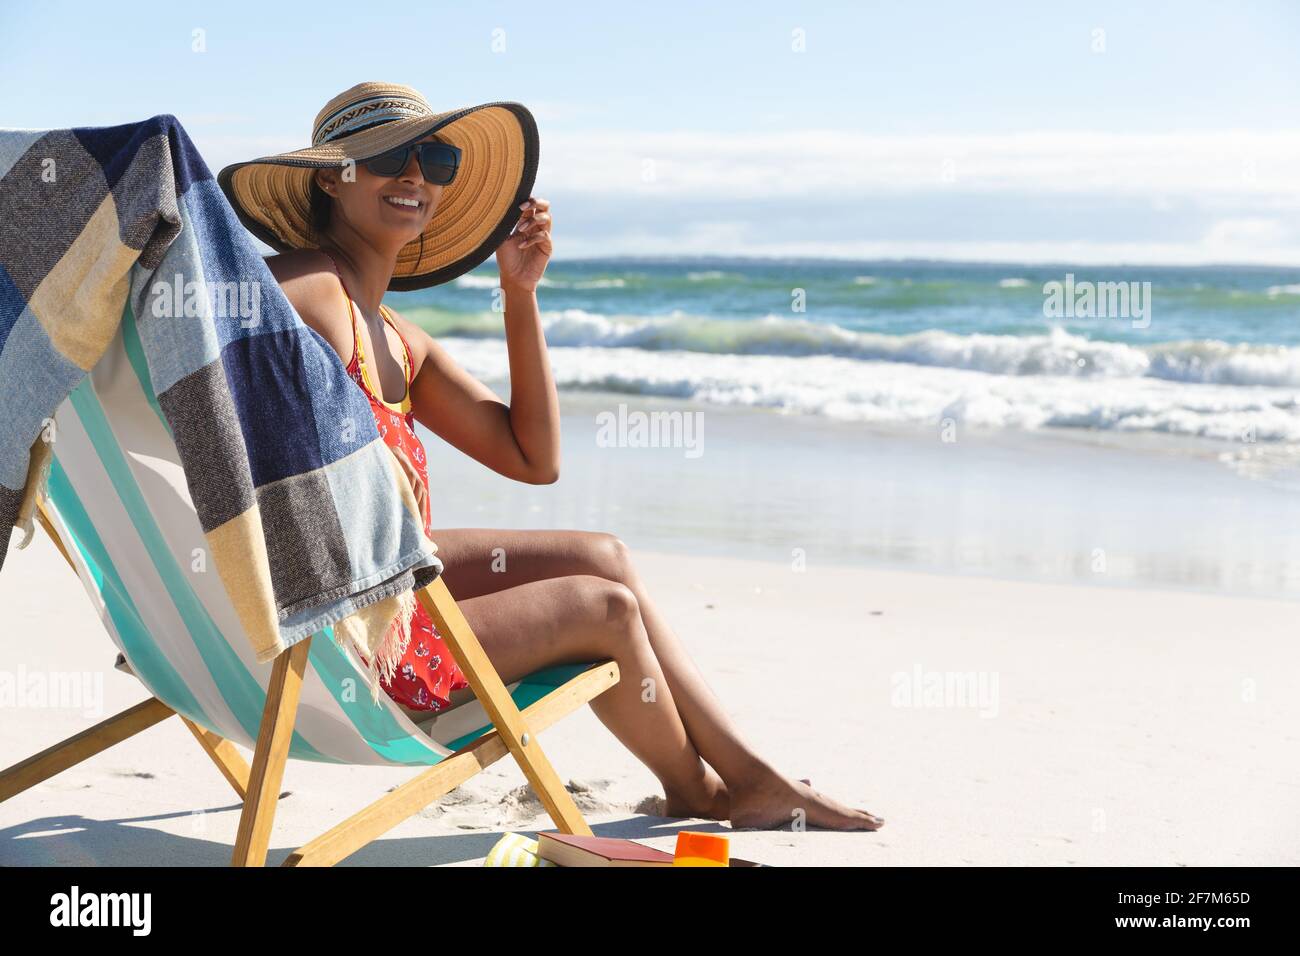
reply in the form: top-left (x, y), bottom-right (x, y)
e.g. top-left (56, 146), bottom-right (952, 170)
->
top-left (3, 1), bottom-right (1299, 264)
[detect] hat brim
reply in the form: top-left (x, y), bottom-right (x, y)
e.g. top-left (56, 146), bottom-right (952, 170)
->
top-left (217, 102), bottom-right (538, 291)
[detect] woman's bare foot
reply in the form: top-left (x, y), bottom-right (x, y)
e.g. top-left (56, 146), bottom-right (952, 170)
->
top-left (728, 769), bottom-right (883, 831)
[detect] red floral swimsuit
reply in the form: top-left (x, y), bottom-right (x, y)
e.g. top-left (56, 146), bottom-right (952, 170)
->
top-left (326, 256), bottom-right (469, 713)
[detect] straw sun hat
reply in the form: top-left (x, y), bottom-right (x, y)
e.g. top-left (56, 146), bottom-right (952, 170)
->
top-left (217, 82), bottom-right (539, 290)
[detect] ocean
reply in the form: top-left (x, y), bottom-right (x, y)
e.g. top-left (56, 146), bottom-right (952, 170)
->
top-left (390, 258), bottom-right (1300, 599)
top-left (391, 258), bottom-right (1300, 446)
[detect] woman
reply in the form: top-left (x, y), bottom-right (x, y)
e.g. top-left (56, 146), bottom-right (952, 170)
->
top-left (219, 82), bottom-right (881, 831)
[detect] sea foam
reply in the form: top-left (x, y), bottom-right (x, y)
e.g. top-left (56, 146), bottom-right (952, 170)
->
top-left (449, 310), bottom-right (1300, 388)
top-left (437, 334), bottom-right (1300, 443)
top-left (399, 306), bottom-right (1300, 442)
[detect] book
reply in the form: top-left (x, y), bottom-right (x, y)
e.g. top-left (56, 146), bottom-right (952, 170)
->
top-left (536, 832), bottom-right (675, 867)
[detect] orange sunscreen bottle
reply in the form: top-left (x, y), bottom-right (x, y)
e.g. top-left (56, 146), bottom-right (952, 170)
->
top-left (672, 831), bottom-right (729, 866)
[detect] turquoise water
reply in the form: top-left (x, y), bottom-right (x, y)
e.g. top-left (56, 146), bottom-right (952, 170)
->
top-left (388, 258), bottom-right (1300, 444)
top-left (393, 258), bottom-right (1300, 349)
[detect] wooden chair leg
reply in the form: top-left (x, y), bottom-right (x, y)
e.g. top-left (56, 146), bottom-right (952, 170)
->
top-left (180, 717), bottom-right (250, 800)
top-left (0, 698), bottom-right (174, 802)
top-left (417, 577), bottom-right (594, 837)
top-left (231, 637), bottom-right (311, 867)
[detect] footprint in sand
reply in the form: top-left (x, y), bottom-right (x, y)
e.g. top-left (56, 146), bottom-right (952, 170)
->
top-left (499, 778), bottom-right (619, 823)
top-left (415, 779), bottom-right (618, 828)
top-left (415, 781), bottom-right (495, 821)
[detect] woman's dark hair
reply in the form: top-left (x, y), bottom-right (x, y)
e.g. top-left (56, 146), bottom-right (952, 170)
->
top-left (308, 179), bottom-right (332, 238)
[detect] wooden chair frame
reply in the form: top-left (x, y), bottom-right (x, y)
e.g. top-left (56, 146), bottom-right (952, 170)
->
top-left (0, 498), bottom-right (619, 866)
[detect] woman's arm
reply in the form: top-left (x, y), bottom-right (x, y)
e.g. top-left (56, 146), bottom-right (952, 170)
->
top-left (403, 197), bottom-right (560, 484)
top-left (398, 293), bottom-right (560, 484)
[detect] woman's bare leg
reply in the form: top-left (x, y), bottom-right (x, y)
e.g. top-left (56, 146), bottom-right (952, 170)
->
top-left (431, 527), bottom-right (883, 830)
top-left (453, 574), bottom-right (725, 815)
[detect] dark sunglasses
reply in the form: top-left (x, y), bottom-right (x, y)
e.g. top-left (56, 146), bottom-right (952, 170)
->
top-left (363, 142), bottom-right (462, 184)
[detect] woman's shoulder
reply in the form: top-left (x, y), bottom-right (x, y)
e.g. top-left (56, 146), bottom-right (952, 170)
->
top-left (265, 248), bottom-right (335, 286)
top-left (265, 250), bottom-right (351, 354)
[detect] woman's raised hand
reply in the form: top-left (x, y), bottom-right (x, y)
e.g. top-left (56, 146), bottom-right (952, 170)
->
top-left (496, 196), bottom-right (552, 292)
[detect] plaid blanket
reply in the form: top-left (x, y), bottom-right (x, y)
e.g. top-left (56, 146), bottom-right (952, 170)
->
top-left (0, 114), bottom-right (441, 678)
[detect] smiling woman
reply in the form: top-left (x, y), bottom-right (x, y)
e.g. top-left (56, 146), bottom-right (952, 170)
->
top-left (218, 81), bottom-right (883, 832)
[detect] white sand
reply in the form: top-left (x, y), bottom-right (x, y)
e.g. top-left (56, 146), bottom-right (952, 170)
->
top-left (2, 527), bottom-right (1297, 866)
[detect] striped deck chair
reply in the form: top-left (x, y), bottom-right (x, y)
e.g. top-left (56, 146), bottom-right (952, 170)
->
top-left (0, 309), bottom-right (619, 866)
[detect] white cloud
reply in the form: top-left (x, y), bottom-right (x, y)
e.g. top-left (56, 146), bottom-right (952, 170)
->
top-left (537, 129), bottom-right (1300, 200)
top-left (553, 232), bottom-right (1300, 267)
top-left (1200, 217), bottom-right (1292, 250)
top-left (528, 128), bottom-right (1300, 264)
